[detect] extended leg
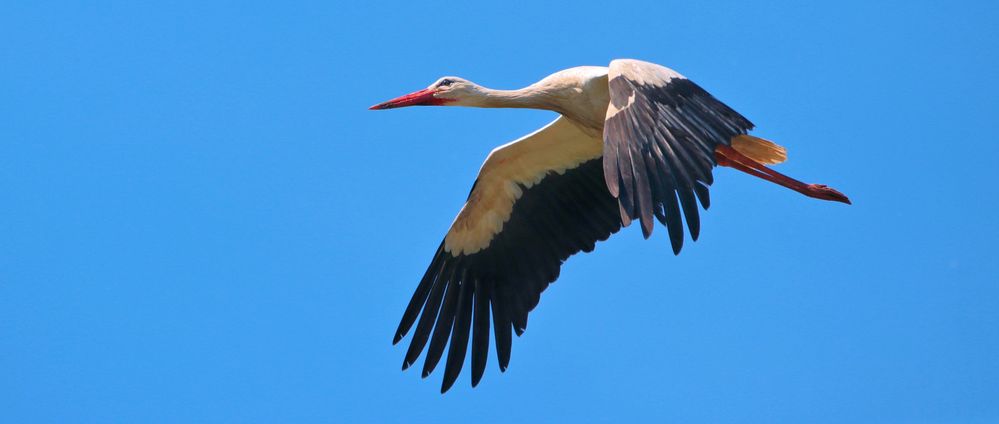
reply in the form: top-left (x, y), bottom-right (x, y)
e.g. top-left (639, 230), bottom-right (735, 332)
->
top-left (715, 144), bottom-right (851, 204)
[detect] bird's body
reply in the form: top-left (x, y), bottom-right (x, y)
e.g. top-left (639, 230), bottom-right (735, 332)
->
top-left (371, 59), bottom-right (849, 393)
top-left (524, 66), bottom-right (611, 131)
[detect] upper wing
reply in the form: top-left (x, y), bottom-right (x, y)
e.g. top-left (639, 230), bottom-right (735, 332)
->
top-left (603, 59), bottom-right (755, 254)
top-left (394, 117), bottom-right (622, 393)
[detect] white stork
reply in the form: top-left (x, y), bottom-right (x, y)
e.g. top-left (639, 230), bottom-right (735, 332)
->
top-left (370, 59), bottom-right (850, 393)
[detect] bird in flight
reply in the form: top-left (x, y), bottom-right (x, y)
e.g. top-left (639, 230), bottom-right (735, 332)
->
top-left (370, 59), bottom-right (850, 393)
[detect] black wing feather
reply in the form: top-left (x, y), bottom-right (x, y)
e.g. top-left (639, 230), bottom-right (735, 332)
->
top-left (470, 279), bottom-right (491, 387)
top-left (603, 60), bottom-right (754, 253)
top-left (395, 159), bottom-right (621, 392)
top-left (440, 276), bottom-right (474, 393)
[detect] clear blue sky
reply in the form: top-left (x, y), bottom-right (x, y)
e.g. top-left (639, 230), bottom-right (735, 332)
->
top-left (2, 1), bottom-right (997, 422)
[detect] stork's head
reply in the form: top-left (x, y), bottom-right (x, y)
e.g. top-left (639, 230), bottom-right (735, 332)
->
top-left (369, 77), bottom-right (481, 110)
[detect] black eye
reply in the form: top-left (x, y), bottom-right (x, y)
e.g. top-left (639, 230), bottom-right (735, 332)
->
top-left (439, 79), bottom-right (454, 87)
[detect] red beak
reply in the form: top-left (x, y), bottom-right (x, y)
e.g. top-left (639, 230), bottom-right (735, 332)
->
top-left (369, 88), bottom-right (452, 110)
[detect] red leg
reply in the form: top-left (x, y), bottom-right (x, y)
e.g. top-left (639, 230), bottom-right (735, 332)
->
top-left (715, 145), bottom-right (851, 204)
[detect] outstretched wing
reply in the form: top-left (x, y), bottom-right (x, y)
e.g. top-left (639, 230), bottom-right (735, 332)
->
top-left (395, 117), bottom-right (622, 393)
top-left (603, 59), bottom-right (755, 254)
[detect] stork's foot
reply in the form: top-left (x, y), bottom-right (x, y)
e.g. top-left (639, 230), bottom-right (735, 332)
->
top-left (803, 184), bottom-right (851, 204)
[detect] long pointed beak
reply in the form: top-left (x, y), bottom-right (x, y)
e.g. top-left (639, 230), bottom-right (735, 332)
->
top-left (369, 88), bottom-right (450, 110)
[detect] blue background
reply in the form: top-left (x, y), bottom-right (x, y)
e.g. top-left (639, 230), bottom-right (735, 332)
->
top-left (2, 1), bottom-right (998, 422)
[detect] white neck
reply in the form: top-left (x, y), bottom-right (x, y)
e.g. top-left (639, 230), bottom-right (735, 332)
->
top-left (469, 85), bottom-right (559, 111)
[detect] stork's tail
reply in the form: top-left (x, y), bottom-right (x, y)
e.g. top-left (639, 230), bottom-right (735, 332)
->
top-left (730, 135), bottom-right (787, 165)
